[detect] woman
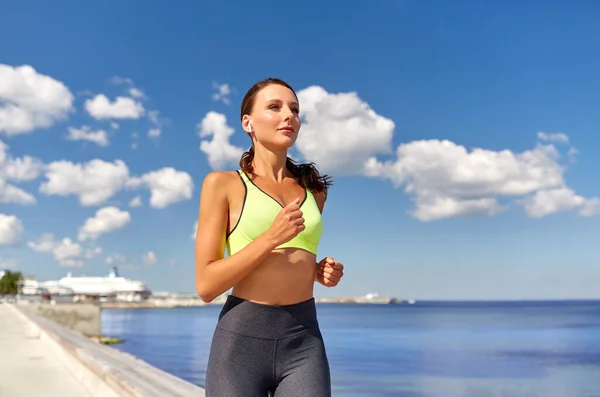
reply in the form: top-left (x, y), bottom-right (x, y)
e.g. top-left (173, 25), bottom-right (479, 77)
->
top-left (195, 77), bottom-right (345, 397)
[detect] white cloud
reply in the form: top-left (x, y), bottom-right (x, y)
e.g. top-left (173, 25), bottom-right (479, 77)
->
top-left (129, 196), bottom-right (142, 207)
top-left (78, 206), bottom-right (131, 241)
top-left (85, 94), bottom-right (144, 120)
top-left (142, 251), bottom-right (157, 265)
top-left (28, 233), bottom-right (101, 268)
top-left (212, 82), bottom-right (231, 105)
top-left (365, 140), bottom-right (547, 220)
top-left (0, 140), bottom-right (42, 205)
top-left (295, 85), bottom-right (395, 174)
top-left (128, 167), bottom-right (194, 208)
top-left (364, 137), bottom-right (599, 221)
top-left (39, 158), bottom-right (193, 208)
top-left (0, 213), bottom-right (23, 246)
top-left (0, 64), bottom-right (74, 135)
top-left (537, 131), bottom-right (569, 144)
top-left (66, 126), bottom-right (109, 147)
top-left (522, 187), bottom-right (600, 218)
top-left (198, 111), bottom-right (244, 170)
top-left (40, 159), bottom-right (131, 206)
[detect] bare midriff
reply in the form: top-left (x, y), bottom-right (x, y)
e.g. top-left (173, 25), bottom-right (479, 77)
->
top-left (231, 248), bottom-right (317, 306)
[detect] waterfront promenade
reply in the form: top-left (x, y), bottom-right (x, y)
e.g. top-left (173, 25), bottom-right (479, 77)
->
top-left (0, 303), bottom-right (103, 397)
top-left (0, 302), bottom-right (206, 397)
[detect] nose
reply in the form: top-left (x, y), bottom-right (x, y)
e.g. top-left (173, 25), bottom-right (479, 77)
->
top-left (282, 105), bottom-right (294, 120)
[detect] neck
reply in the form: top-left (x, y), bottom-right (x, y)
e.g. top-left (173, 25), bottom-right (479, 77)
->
top-left (251, 145), bottom-right (289, 182)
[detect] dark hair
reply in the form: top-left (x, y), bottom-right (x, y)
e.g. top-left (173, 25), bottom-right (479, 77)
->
top-left (239, 77), bottom-right (333, 194)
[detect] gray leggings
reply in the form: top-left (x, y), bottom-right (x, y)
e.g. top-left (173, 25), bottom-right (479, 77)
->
top-left (205, 295), bottom-right (331, 397)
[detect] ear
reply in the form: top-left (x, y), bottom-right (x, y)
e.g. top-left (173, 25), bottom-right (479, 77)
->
top-left (241, 115), bottom-right (252, 133)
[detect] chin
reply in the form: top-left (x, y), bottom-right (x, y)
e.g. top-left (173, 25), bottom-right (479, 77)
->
top-left (268, 137), bottom-right (297, 151)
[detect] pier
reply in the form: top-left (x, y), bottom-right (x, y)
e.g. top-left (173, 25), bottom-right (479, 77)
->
top-left (0, 302), bottom-right (206, 397)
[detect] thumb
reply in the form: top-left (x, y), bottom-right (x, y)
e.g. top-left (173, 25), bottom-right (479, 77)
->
top-left (286, 197), bottom-right (301, 208)
top-left (326, 256), bottom-right (335, 264)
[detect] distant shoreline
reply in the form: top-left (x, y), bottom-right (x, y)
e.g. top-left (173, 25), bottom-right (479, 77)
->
top-left (99, 297), bottom-right (600, 310)
top-left (100, 296), bottom-right (402, 309)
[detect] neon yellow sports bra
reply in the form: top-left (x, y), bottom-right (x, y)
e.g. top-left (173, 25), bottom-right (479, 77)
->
top-left (225, 170), bottom-right (323, 256)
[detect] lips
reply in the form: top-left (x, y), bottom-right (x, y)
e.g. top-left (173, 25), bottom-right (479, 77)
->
top-left (278, 127), bottom-right (295, 134)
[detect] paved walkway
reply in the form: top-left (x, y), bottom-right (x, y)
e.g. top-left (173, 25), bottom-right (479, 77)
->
top-left (0, 303), bottom-right (93, 397)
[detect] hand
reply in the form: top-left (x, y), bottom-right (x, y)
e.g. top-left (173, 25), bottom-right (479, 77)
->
top-left (315, 257), bottom-right (344, 287)
top-left (266, 197), bottom-right (305, 247)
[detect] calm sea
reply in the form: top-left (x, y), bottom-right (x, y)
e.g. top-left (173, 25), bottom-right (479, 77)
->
top-left (102, 300), bottom-right (600, 397)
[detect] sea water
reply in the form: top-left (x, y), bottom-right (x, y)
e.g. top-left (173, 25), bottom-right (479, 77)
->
top-left (102, 300), bottom-right (600, 396)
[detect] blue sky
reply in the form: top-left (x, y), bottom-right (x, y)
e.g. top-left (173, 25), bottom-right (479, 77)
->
top-left (1, 0), bottom-right (600, 300)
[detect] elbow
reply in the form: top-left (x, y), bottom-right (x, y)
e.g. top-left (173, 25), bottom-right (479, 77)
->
top-left (198, 292), bottom-right (216, 304)
top-left (195, 280), bottom-right (217, 303)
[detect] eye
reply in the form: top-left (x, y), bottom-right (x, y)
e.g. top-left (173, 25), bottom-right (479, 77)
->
top-left (291, 107), bottom-right (300, 114)
top-left (268, 104), bottom-right (280, 111)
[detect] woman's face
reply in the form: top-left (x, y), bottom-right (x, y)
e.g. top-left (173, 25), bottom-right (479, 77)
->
top-left (245, 84), bottom-right (301, 150)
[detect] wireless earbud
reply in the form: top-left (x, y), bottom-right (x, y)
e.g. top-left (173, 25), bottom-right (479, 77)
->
top-left (247, 122), bottom-right (252, 132)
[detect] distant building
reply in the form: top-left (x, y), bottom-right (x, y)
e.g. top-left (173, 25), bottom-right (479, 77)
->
top-left (21, 267), bottom-right (151, 302)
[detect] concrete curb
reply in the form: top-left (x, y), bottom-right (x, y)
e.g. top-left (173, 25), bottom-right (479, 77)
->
top-left (12, 305), bottom-right (206, 397)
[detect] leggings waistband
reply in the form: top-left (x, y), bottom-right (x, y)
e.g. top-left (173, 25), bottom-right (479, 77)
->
top-left (216, 295), bottom-right (319, 339)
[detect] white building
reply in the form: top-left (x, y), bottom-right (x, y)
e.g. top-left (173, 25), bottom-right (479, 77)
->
top-left (21, 267), bottom-right (151, 302)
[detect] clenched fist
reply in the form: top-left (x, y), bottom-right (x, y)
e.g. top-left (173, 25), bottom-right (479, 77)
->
top-left (315, 256), bottom-right (344, 287)
top-left (265, 197), bottom-right (305, 247)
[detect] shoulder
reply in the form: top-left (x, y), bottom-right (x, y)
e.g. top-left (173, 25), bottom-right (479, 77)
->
top-left (200, 171), bottom-right (241, 197)
top-left (202, 170), bottom-right (240, 186)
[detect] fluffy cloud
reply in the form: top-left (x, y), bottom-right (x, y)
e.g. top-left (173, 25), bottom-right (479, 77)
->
top-left (0, 213), bottom-right (23, 245)
top-left (0, 140), bottom-right (42, 205)
top-left (198, 111), bottom-right (244, 170)
top-left (40, 159), bottom-right (131, 206)
top-left (127, 167), bottom-right (194, 208)
top-left (521, 187), bottom-right (600, 218)
top-left (295, 86), bottom-right (395, 174)
top-left (0, 64), bottom-right (74, 135)
top-left (66, 126), bottom-right (109, 147)
top-left (28, 233), bottom-right (101, 267)
top-left (39, 159), bottom-right (193, 208)
top-left (78, 206), bottom-right (131, 241)
top-left (365, 139), bottom-right (599, 221)
top-left (85, 94), bottom-right (144, 120)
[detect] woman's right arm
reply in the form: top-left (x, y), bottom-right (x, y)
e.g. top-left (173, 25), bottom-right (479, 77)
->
top-left (194, 172), bottom-right (304, 302)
